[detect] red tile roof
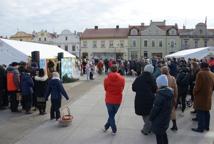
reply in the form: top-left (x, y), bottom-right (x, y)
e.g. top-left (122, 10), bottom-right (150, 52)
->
top-left (81, 28), bottom-right (129, 39)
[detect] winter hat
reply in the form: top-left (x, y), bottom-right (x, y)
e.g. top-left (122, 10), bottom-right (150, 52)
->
top-left (156, 74), bottom-right (168, 88)
top-left (144, 64), bottom-right (154, 73)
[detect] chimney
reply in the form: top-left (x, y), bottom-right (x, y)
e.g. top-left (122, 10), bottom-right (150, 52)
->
top-left (183, 25), bottom-right (186, 30)
top-left (141, 23), bottom-right (144, 26)
top-left (94, 26), bottom-right (98, 30)
top-left (175, 23), bottom-right (178, 29)
top-left (116, 25), bottom-right (119, 29)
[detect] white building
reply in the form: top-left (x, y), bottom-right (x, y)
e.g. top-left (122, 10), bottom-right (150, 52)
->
top-left (55, 30), bottom-right (80, 57)
top-left (128, 21), bottom-right (180, 59)
top-left (32, 30), bottom-right (57, 45)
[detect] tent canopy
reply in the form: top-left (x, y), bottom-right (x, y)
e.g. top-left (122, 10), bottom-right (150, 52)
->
top-left (0, 38), bottom-right (75, 65)
top-left (165, 47), bottom-right (214, 60)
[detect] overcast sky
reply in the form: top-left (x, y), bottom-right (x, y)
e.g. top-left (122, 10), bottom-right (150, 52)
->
top-left (0, 0), bottom-right (214, 36)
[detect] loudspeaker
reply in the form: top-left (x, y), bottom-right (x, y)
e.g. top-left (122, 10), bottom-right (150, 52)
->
top-left (58, 52), bottom-right (64, 61)
top-left (31, 51), bottom-right (40, 63)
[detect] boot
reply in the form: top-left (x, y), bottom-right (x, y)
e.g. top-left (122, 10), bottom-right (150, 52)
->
top-left (171, 120), bottom-right (178, 131)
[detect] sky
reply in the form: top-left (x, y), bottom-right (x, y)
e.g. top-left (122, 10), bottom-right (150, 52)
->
top-left (0, 0), bottom-right (214, 36)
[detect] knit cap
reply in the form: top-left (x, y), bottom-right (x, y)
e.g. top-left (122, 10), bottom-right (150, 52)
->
top-left (156, 74), bottom-right (168, 88)
top-left (144, 64), bottom-right (154, 73)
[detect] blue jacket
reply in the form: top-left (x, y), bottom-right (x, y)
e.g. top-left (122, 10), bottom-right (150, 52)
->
top-left (45, 78), bottom-right (69, 101)
top-left (150, 87), bottom-right (173, 134)
top-left (20, 72), bottom-right (34, 95)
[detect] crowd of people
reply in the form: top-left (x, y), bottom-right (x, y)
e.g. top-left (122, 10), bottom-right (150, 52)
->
top-left (0, 61), bottom-right (69, 120)
top-left (1, 56), bottom-right (214, 144)
top-left (103, 57), bottom-right (214, 144)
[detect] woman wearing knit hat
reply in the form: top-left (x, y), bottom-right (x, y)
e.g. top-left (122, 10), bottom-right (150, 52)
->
top-left (132, 64), bottom-right (157, 135)
top-left (150, 74), bottom-right (173, 144)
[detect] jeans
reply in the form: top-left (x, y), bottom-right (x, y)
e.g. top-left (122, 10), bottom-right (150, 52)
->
top-left (197, 110), bottom-right (210, 131)
top-left (105, 104), bottom-right (120, 133)
top-left (156, 132), bottom-right (168, 144)
top-left (50, 99), bottom-right (61, 120)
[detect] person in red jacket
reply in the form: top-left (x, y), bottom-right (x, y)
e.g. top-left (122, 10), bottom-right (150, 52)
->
top-left (103, 64), bottom-right (125, 135)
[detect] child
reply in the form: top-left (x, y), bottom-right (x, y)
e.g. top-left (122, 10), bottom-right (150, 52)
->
top-left (45, 72), bottom-right (69, 120)
top-left (150, 74), bottom-right (173, 144)
top-left (20, 69), bottom-right (34, 114)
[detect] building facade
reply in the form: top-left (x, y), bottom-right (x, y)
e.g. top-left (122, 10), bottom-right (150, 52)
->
top-left (32, 30), bottom-right (57, 45)
top-left (80, 26), bottom-right (129, 60)
top-left (180, 23), bottom-right (214, 49)
top-left (128, 21), bottom-right (180, 59)
top-left (10, 31), bottom-right (33, 42)
top-left (54, 30), bottom-right (80, 57)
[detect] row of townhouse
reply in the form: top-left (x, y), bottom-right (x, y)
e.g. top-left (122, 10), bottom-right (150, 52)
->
top-left (80, 20), bottom-right (214, 60)
top-left (9, 30), bottom-right (81, 57)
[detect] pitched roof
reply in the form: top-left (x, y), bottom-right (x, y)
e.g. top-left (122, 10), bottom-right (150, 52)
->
top-left (81, 28), bottom-right (129, 39)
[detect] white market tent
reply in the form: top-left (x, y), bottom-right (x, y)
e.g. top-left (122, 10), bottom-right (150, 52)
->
top-left (0, 38), bottom-right (75, 65)
top-left (165, 47), bottom-right (214, 60)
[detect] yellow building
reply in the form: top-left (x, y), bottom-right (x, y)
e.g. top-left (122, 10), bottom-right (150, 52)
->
top-left (80, 26), bottom-right (129, 60)
top-left (10, 31), bottom-right (33, 42)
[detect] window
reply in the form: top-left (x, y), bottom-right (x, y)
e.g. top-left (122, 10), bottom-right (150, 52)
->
top-left (144, 51), bottom-right (148, 58)
top-left (195, 40), bottom-right (198, 48)
top-left (159, 40), bottom-right (162, 47)
top-left (152, 40), bottom-right (155, 47)
top-left (130, 29), bottom-right (138, 35)
top-left (101, 41), bottom-right (105, 48)
top-left (132, 40), bottom-right (136, 47)
top-left (131, 51), bottom-right (138, 60)
top-left (65, 45), bottom-right (68, 51)
top-left (120, 40), bottom-right (124, 48)
top-left (39, 38), bottom-right (41, 41)
top-left (20, 39), bottom-right (23, 41)
top-left (109, 40), bottom-right (114, 48)
top-left (204, 40), bottom-right (208, 47)
top-left (144, 40), bottom-right (148, 47)
top-left (44, 37), bottom-right (46, 41)
top-left (72, 45), bottom-right (76, 51)
top-left (65, 36), bottom-right (68, 41)
top-left (58, 45), bottom-right (61, 48)
top-left (83, 41), bottom-right (87, 47)
top-left (93, 41), bottom-right (97, 48)
top-left (184, 40), bottom-right (188, 48)
top-left (171, 40), bottom-right (175, 48)
top-left (171, 30), bottom-right (175, 35)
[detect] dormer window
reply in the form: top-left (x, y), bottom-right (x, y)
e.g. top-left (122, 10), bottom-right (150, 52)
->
top-left (130, 29), bottom-right (138, 35)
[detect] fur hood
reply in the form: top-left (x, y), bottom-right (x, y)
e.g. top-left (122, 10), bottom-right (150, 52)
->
top-left (35, 75), bottom-right (48, 81)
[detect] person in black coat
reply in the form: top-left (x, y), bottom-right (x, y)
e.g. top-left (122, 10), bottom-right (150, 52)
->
top-left (150, 75), bottom-right (173, 144)
top-left (176, 66), bottom-right (190, 112)
top-left (34, 69), bottom-right (48, 115)
top-left (45, 72), bottom-right (69, 120)
top-left (132, 64), bottom-right (157, 135)
top-left (0, 65), bottom-right (7, 109)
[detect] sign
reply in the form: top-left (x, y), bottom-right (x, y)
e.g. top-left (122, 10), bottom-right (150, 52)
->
top-left (39, 59), bottom-right (46, 69)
